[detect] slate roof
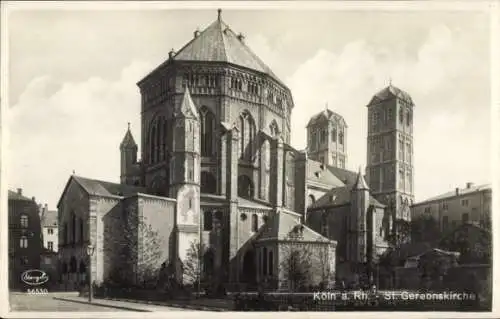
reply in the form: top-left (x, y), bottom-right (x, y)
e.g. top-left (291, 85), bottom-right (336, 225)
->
top-left (307, 109), bottom-right (347, 128)
top-left (57, 175), bottom-right (147, 208)
top-left (307, 159), bottom-right (345, 187)
top-left (172, 11), bottom-right (284, 86)
top-left (73, 176), bottom-right (146, 197)
top-left (417, 183), bottom-right (491, 205)
top-left (308, 163), bottom-right (384, 210)
top-left (120, 124), bottom-right (137, 148)
top-left (256, 211), bottom-right (332, 243)
top-left (8, 190), bottom-right (33, 202)
top-left (368, 84), bottom-right (413, 106)
top-left (41, 210), bottom-right (58, 227)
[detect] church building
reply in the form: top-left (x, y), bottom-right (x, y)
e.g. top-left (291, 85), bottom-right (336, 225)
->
top-left (57, 10), bottom-right (415, 291)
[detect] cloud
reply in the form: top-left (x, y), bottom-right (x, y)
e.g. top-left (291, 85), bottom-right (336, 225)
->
top-left (286, 24), bottom-right (490, 201)
top-left (8, 60), bottom-right (154, 208)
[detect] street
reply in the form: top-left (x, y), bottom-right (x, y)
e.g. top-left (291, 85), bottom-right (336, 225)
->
top-left (10, 292), bottom-right (129, 312)
top-left (9, 292), bottom-right (192, 312)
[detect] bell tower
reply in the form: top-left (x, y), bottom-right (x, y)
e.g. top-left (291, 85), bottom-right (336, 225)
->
top-left (366, 83), bottom-right (415, 235)
top-left (306, 106), bottom-right (347, 169)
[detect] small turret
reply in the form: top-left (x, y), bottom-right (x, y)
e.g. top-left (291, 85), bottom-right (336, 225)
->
top-left (352, 166), bottom-right (369, 191)
top-left (120, 122), bottom-right (138, 184)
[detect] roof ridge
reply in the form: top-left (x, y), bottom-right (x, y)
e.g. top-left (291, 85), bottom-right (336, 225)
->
top-left (218, 19), bottom-right (230, 63)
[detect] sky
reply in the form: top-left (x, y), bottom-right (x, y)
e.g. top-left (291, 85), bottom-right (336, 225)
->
top-left (5, 4), bottom-right (493, 210)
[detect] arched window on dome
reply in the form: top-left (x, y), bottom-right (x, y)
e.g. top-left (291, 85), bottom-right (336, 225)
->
top-left (200, 106), bottom-right (215, 157)
top-left (237, 111), bottom-right (256, 161)
top-left (269, 120), bottom-right (279, 137)
top-left (149, 115), bottom-right (167, 164)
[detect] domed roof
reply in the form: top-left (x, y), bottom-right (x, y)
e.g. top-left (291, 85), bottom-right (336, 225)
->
top-left (171, 9), bottom-right (284, 86)
top-left (368, 84), bottom-right (414, 106)
top-left (307, 108), bottom-right (347, 128)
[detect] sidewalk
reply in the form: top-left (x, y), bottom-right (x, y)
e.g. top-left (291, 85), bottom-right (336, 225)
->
top-left (98, 296), bottom-right (234, 311)
top-left (54, 296), bottom-right (192, 312)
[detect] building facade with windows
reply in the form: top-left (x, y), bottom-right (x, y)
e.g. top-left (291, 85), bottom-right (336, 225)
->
top-left (58, 10), bottom-right (411, 290)
top-left (411, 183), bottom-right (491, 233)
top-left (40, 207), bottom-right (58, 252)
top-left (8, 189), bottom-right (43, 290)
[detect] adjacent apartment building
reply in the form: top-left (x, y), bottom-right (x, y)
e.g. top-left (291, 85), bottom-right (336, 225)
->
top-left (8, 188), bottom-right (43, 290)
top-left (411, 182), bottom-right (491, 232)
top-left (40, 206), bottom-right (58, 252)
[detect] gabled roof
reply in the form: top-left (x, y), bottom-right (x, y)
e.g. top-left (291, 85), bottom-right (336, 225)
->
top-left (307, 108), bottom-right (347, 128)
top-left (176, 86), bottom-right (199, 119)
top-left (416, 183), bottom-right (491, 205)
top-left (57, 175), bottom-right (147, 208)
top-left (41, 210), bottom-right (58, 227)
top-left (172, 10), bottom-right (284, 87)
top-left (309, 185), bottom-right (384, 210)
top-left (255, 211), bottom-right (332, 243)
top-left (368, 84), bottom-right (413, 106)
top-left (307, 159), bottom-right (345, 187)
top-left (120, 123), bottom-right (137, 149)
top-left (8, 190), bottom-right (33, 202)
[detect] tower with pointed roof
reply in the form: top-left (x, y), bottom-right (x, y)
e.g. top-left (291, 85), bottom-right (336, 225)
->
top-left (306, 106), bottom-right (347, 169)
top-left (366, 83), bottom-right (415, 238)
top-left (120, 123), bottom-right (140, 185)
top-left (170, 86), bottom-right (200, 195)
top-left (348, 167), bottom-right (370, 263)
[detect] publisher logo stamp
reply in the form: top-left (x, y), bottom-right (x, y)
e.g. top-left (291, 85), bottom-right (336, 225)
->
top-left (21, 269), bottom-right (49, 286)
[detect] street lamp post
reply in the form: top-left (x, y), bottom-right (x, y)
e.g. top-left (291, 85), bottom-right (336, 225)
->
top-left (86, 244), bottom-right (95, 303)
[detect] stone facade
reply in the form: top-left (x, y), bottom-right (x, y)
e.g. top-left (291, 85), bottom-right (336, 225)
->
top-left (57, 10), bottom-right (420, 291)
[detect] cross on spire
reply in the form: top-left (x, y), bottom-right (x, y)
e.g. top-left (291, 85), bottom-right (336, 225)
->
top-left (325, 102), bottom-right (329, 110)
top-left (389, 77), bottom-right (392, 86)
top-left (218, 8), bottom-right (222, 20)
top-left (72, 170), bottom-right (75, 175)
top-left (127, 122), bottom-right (130, 130)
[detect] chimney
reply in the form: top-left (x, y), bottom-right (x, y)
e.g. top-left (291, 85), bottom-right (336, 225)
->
top-left (237, 33), bottom-right (245, 42)
top-left (466, 182), bottom-right (474, 189)
top-left (31, 196), bottom-right (35, 202)
top-left (194, 29), bottom-right (200, 38)
top-left (44, 203), bottom-right (48, 212)
top-left (17, 188), bottom-right (22, 195)
top-left (455, 187), bottom-right (460, 196)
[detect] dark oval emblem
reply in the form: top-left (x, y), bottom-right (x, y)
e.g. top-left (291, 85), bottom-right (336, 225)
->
top-left (21, 269), bottom-right (49, 286)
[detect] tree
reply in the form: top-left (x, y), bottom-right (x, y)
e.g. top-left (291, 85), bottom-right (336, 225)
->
top-left (182, 240), bottom-right (206, 287)
top-left (388, 219), bottom-right (411, 247)
top-left (315, 241), bottom-right (335, 289)
top-left (135, 218), bottom-right (163, 288)
top-left (280, 243), bottom-right (313, 292)
top-left (108, 206), bottom-right (164, 289)
top-left (411, 215), bottom-right (440, 243)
